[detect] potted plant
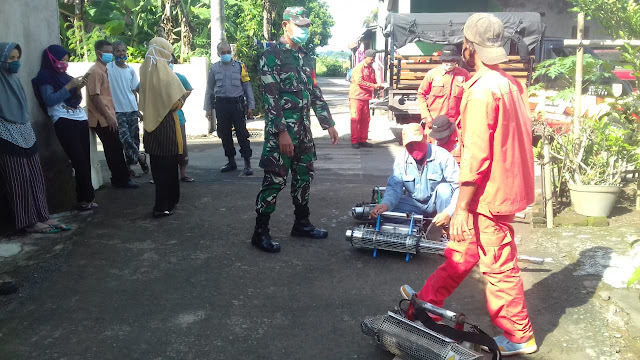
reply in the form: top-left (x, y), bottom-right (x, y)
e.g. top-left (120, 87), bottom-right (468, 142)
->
top-left (547, 114), bottom-right (639, 217)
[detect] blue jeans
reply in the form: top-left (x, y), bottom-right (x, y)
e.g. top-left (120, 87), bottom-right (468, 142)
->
top-left (392, 183), bottom-right (455, 217)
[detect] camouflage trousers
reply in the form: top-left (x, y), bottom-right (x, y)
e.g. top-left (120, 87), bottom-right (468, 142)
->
top-left (255, 150), bottom-right (315, 216)
top-left (116, 111), bottom-right (141, 165)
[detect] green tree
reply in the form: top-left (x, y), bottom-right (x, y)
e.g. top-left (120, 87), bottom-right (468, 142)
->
top-left (568, 0), bottom-right (640, 89)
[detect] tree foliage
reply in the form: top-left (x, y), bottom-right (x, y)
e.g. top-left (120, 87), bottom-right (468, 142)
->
top-left (568, 0), bottom-right (640, 89)
top-left (568, 0), bottom-right (640, 39)
top-left (531, 54), bottom-right (614, 100)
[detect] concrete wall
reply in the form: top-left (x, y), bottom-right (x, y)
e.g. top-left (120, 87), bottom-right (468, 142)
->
top-left (0, 0), bottom-right (76, 218)
top-left (67, 57), bottom-right (211, 137)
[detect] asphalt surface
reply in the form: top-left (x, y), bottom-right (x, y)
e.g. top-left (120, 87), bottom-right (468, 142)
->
top-left (2, 78), bottom-right (637, 360)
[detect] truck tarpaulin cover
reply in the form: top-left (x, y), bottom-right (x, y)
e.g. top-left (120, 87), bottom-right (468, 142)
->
top-left (385, 12), bottom-right (544, 51)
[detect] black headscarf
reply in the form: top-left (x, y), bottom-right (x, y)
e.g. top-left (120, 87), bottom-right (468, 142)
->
top-left (31, 45), bottom-right (82, 112)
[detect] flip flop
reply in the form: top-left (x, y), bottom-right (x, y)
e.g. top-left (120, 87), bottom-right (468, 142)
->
top-left (51, 223), bottom-right (72, 231)
top-left (180, 176), bottom-right (195, 182)
top-left (45, 221), bottom-right (72, 231)
top-left (25, 225), bottom-right (60, 234)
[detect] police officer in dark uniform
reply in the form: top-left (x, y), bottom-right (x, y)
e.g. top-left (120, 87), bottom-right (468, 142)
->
top-left (204, 41), bottom-right (255, 175)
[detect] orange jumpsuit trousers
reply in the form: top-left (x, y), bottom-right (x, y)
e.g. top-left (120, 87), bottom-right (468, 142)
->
top-left (416, 212), bottom-right (534, 343)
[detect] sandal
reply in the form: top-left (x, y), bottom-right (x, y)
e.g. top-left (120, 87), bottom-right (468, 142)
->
top-left (45, 220), bottom-right (72, 231)
top-left (139, 153), bottom-right (149, 174)
top-left (25, 224), bottom-right (60, 234)
top-left (180, 176), bottom-right (195, 182)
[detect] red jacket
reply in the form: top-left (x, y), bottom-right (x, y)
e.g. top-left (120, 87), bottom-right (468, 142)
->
top-left (458, 66), bottom-right (535, 215)
top-left (349, 61), bottom-right (377, 100)
top-left (417, 66), bottom-right (470, 121)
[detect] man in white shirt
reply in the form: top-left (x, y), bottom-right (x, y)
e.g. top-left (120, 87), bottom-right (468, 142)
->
top-left (107, 41), bottom-right (148, 177)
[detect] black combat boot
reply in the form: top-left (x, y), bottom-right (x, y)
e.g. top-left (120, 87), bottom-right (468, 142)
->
top-left (251, 214), bottom-right (280, 253)
top-left (220, 157), bottom-right (237, 172)
top-left (243, 157), bottom-right (253, 176)
top-left (290, 206), bottom-right (328, 239)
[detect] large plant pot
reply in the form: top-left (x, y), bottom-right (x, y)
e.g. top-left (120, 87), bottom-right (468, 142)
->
top-left (568, 184), bottom-right (623, 217)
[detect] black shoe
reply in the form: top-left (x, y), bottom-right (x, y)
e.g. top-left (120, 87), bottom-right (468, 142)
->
top-left (221, 158), bottom-right (237, 172)
top-left (351, 143), bottom-right (360, 149)
top-left (359, 141), bottom-right (373, 148)
top-left (152, 210), bottom-right (173, 218)
top-left (251, 227), bottom-right (281, 253)
top-left (114, 180), bottom-right (140, 189)
top-left (291, 218), bottom-right (328, 239)
top-left (243, 158), bottom-right (254, 176)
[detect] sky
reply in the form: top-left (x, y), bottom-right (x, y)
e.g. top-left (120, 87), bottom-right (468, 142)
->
top-left (317, 0), bottom-right (379, 52)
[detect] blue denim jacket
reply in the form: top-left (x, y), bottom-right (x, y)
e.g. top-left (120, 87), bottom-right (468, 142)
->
top-left (381, 144), bottom-right (460, 216)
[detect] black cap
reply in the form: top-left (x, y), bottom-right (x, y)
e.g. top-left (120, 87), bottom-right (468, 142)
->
top-left (440, 45), bottom-right (461, 62)
top-left (364, 49), bottom-right (377, 59)
top-left (429, 115), bottom-right (455, 140)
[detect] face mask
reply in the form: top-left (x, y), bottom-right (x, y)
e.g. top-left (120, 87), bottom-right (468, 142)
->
top-left (4, 60), bottom-right (20, 74)
top-left (406, 141), bottom-right (427, 161)
top-left (115, 56), bottom-right (127, 64)
top-left (290, 25), bottom-right (310, 44)
top-left (47, 49), bottom-right (68, 73)
top-left (220, 54), bottom-right (232, 63)
top-left (443, 63), bottom-right (456, 72)
top-left (100, 52), bottom-right (114, 64)
top-left (169, 63), bottom-right (174, 70)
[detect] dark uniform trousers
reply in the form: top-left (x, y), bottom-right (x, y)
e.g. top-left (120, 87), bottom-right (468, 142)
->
top-left (215, 97), bottom-right (252, 159)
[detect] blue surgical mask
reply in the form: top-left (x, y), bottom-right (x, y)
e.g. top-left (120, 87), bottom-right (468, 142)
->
top-left (3, 60), bottom-right (20, 73)
top-left (100, 52), bottom-right (114, 64)
top-left (220, 54), bottom-right (232, 63)
top-left (169, 63), bottom-right (174, 70)
top-left (291, 26), bottom-right (310, 44)
top-left (115, 56), bottom-right (127, 64)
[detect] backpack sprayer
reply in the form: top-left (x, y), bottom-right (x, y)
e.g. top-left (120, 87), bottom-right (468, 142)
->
top-left (361, 295), bottom-right (502, 360)
top-left (346, 186), bottom-right (447, 262)
top-left (347, 186), bottom-right (545, 265)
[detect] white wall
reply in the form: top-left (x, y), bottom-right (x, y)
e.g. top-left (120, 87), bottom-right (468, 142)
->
top-left (67, 57), bottom-right (211, 136)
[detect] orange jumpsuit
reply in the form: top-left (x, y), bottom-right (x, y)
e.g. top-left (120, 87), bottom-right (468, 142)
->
top-left (416, 66), bottom-right (536, 343)
top-left (417, 66), bottom-right (470, 123)
top-left (349, 61), bottom-right (377, 144)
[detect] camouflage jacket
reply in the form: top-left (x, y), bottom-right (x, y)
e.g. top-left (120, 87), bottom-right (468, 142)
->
top-left (260, 37), bottom-right (335, 156)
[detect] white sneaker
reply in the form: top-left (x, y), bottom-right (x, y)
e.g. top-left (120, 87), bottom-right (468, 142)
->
top-left (400, 284), bottom-right (416, 300)
top-left (482, 334), bottom-right (538, 356)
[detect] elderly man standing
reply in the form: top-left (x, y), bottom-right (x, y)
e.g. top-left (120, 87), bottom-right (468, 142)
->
top-left (417, 45), bottom-right (470, 129)
top-left (400, 14), bottom-right (537, 356)
top-left (204, 41), bottom-right (255, 175)
top-left (251, 6), bottom-right (340, 253)
top-left (349, 49), bottom-right (383, 149)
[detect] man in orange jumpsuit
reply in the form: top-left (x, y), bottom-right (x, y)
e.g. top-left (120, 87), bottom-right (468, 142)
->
top-left (417, 45), bottom-right (470, 129)
top-left (428, 114), bottom-right (460, 164)
top-left (349, 49), bottom-right (383, 149)
top-left (400, 14), bottom-right (537, 356)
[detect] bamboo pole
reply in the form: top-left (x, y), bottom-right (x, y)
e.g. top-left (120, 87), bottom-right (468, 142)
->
top-left (574, 12), bottom-right (585, 137)
top-left (543, 130), bottom-right (554, 228)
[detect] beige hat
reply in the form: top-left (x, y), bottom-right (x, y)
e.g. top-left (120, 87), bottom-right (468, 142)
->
top-left (402, 123), bottom-right (425, 146)
top-left (463, 13), bottom-right (507, 65)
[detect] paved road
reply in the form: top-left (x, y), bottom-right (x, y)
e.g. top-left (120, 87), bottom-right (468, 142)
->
top-left (3, 78), bottom-right (634, 360)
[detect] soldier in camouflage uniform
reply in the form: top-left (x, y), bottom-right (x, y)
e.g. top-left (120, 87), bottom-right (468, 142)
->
top-left (251, 6), bottom-right (340, 253)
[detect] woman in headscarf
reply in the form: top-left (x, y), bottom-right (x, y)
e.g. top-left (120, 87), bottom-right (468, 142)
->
top-left (32, 44), bottom-right (96, 212)
top-left (139, 37), bottom-right (187, 218)
top-left (0, 42), bottom-right (70, 233)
